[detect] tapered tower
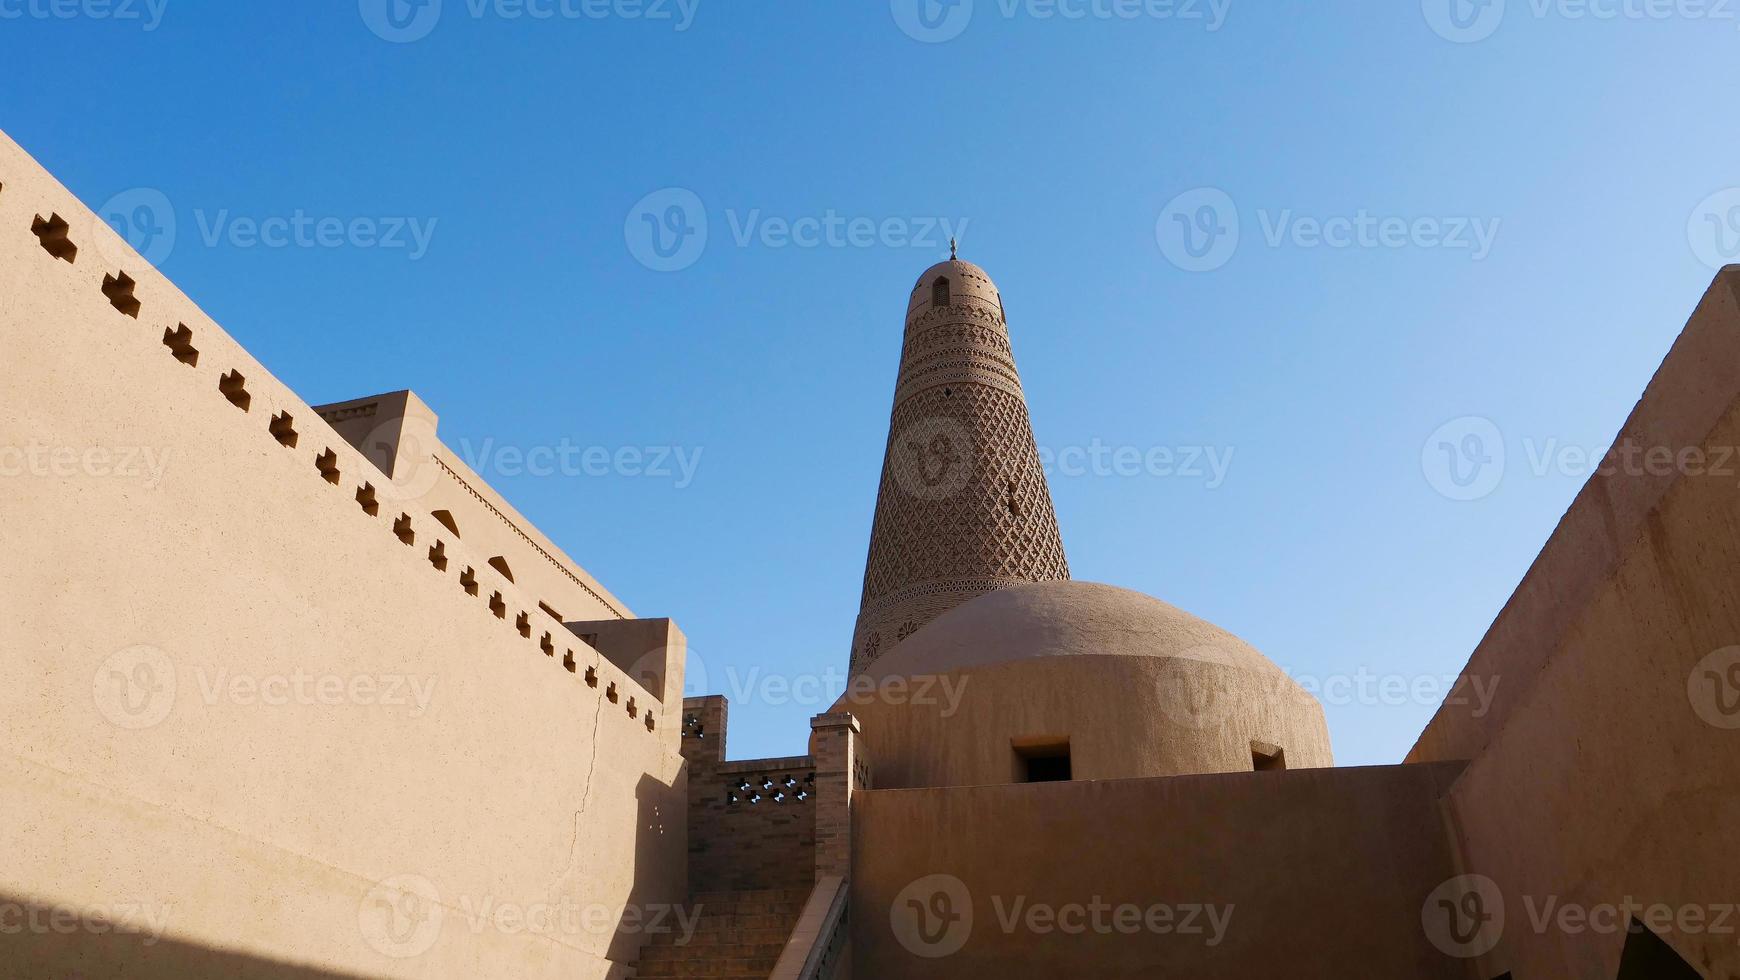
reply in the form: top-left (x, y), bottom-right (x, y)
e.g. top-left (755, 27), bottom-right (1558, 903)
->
top-left (850, 257), bottom-right (1070, 672)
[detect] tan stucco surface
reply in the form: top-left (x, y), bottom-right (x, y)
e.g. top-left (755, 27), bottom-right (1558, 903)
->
top-left (0, 130), bottom-right (686, 978)
top-left (852, 764), bottom-right (1469, 978)
top-left (1408, 270), bottom-right (1740, 979)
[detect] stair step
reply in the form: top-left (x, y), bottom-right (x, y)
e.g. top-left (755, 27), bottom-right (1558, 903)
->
top-left (632, 886), bottom-right (808, 979)
top-left (642, 927), bottom-right (791, 948)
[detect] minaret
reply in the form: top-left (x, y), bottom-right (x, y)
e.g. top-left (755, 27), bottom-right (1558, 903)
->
top-left (850, 254), bottom-right (1070, 672)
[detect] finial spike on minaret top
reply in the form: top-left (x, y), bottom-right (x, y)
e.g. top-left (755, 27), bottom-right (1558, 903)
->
top-left (950, 237), bottom-right (957, 260)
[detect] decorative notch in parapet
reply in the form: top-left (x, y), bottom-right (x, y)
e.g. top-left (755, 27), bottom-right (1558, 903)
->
top-left (31, 213), bottom-right (76, 262)
top-left (315, 449), bottom-right (342, 486)
top-left (355, 483), bottom-right (380, 518)
top-left (11, 185), bottom-right (665, 740)
top-left (726, 772), bottom-right (814, 807)
top-left (270, 412), bottom-right (299, 449)
top-left (102, 272), bottom-right (141, 318)
top-left (219, 371), bottom-right (251, 412)
top-left (162, 324), bottom-right (198, 366)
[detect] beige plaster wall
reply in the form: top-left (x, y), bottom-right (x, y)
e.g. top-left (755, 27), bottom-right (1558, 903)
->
top-left (847, 655), bottom-right (1332, 789)
top-left (0, 131), bottom-right (686, 978)
top-left (851, 764), bottom-right (1469, 978)
top-left (1410, 269), bottom-right (1740, 978)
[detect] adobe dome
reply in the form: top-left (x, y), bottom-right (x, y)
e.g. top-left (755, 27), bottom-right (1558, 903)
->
top-left (860, 581), bottom-right (1280, 683)
top-left (906, 258), bottom-right (1001, 316)
top-left (835, 581), bottom-right (1333, 789)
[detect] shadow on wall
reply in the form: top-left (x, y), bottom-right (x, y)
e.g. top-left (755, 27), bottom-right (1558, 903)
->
top-left (0, 775), bottom-right (683, 978)
top-left (0, 903), bottom-right (374, 980)
top-left (605, 771), bottom-right (687, 964)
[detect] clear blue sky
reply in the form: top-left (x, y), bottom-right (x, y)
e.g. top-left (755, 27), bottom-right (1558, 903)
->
top-left (6, 1), bottom-right (1737, 765)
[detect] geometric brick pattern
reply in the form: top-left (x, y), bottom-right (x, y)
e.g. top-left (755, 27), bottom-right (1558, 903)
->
top-left (851, 261), bottom-right (1069, 672)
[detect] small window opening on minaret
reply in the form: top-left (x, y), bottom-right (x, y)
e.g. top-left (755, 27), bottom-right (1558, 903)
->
top-left (933, 277), bottom-right (951, 308)
top-left (1251, 740), bottom-right (1287, 772)
top-left (1013, 737), bottom-right (1071, 783)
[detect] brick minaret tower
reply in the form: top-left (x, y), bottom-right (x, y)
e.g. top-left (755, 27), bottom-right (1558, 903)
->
top-left (850, 255), bottom-right (1070, 672)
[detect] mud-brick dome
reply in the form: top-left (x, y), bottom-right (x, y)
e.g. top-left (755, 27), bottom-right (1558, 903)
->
top-left (906, 258), bottom-right (1002, 316)
top-left (838, 581), bottom-right (1333, 789)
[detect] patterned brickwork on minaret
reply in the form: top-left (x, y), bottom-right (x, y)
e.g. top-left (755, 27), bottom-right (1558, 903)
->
top-left (850, 259), bottom-right (1069, 672)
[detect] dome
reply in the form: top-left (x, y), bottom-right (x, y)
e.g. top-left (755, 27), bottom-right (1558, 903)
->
top-left (907, 258), bottom-right (1001, 316)
top-left (834, 581), bottom-right (1332, 789)
top-left (861, 581), bottom-right (1279, 683)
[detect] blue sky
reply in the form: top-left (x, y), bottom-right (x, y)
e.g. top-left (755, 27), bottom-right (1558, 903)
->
top-left (5, 1), bottom-right (1737, 765)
